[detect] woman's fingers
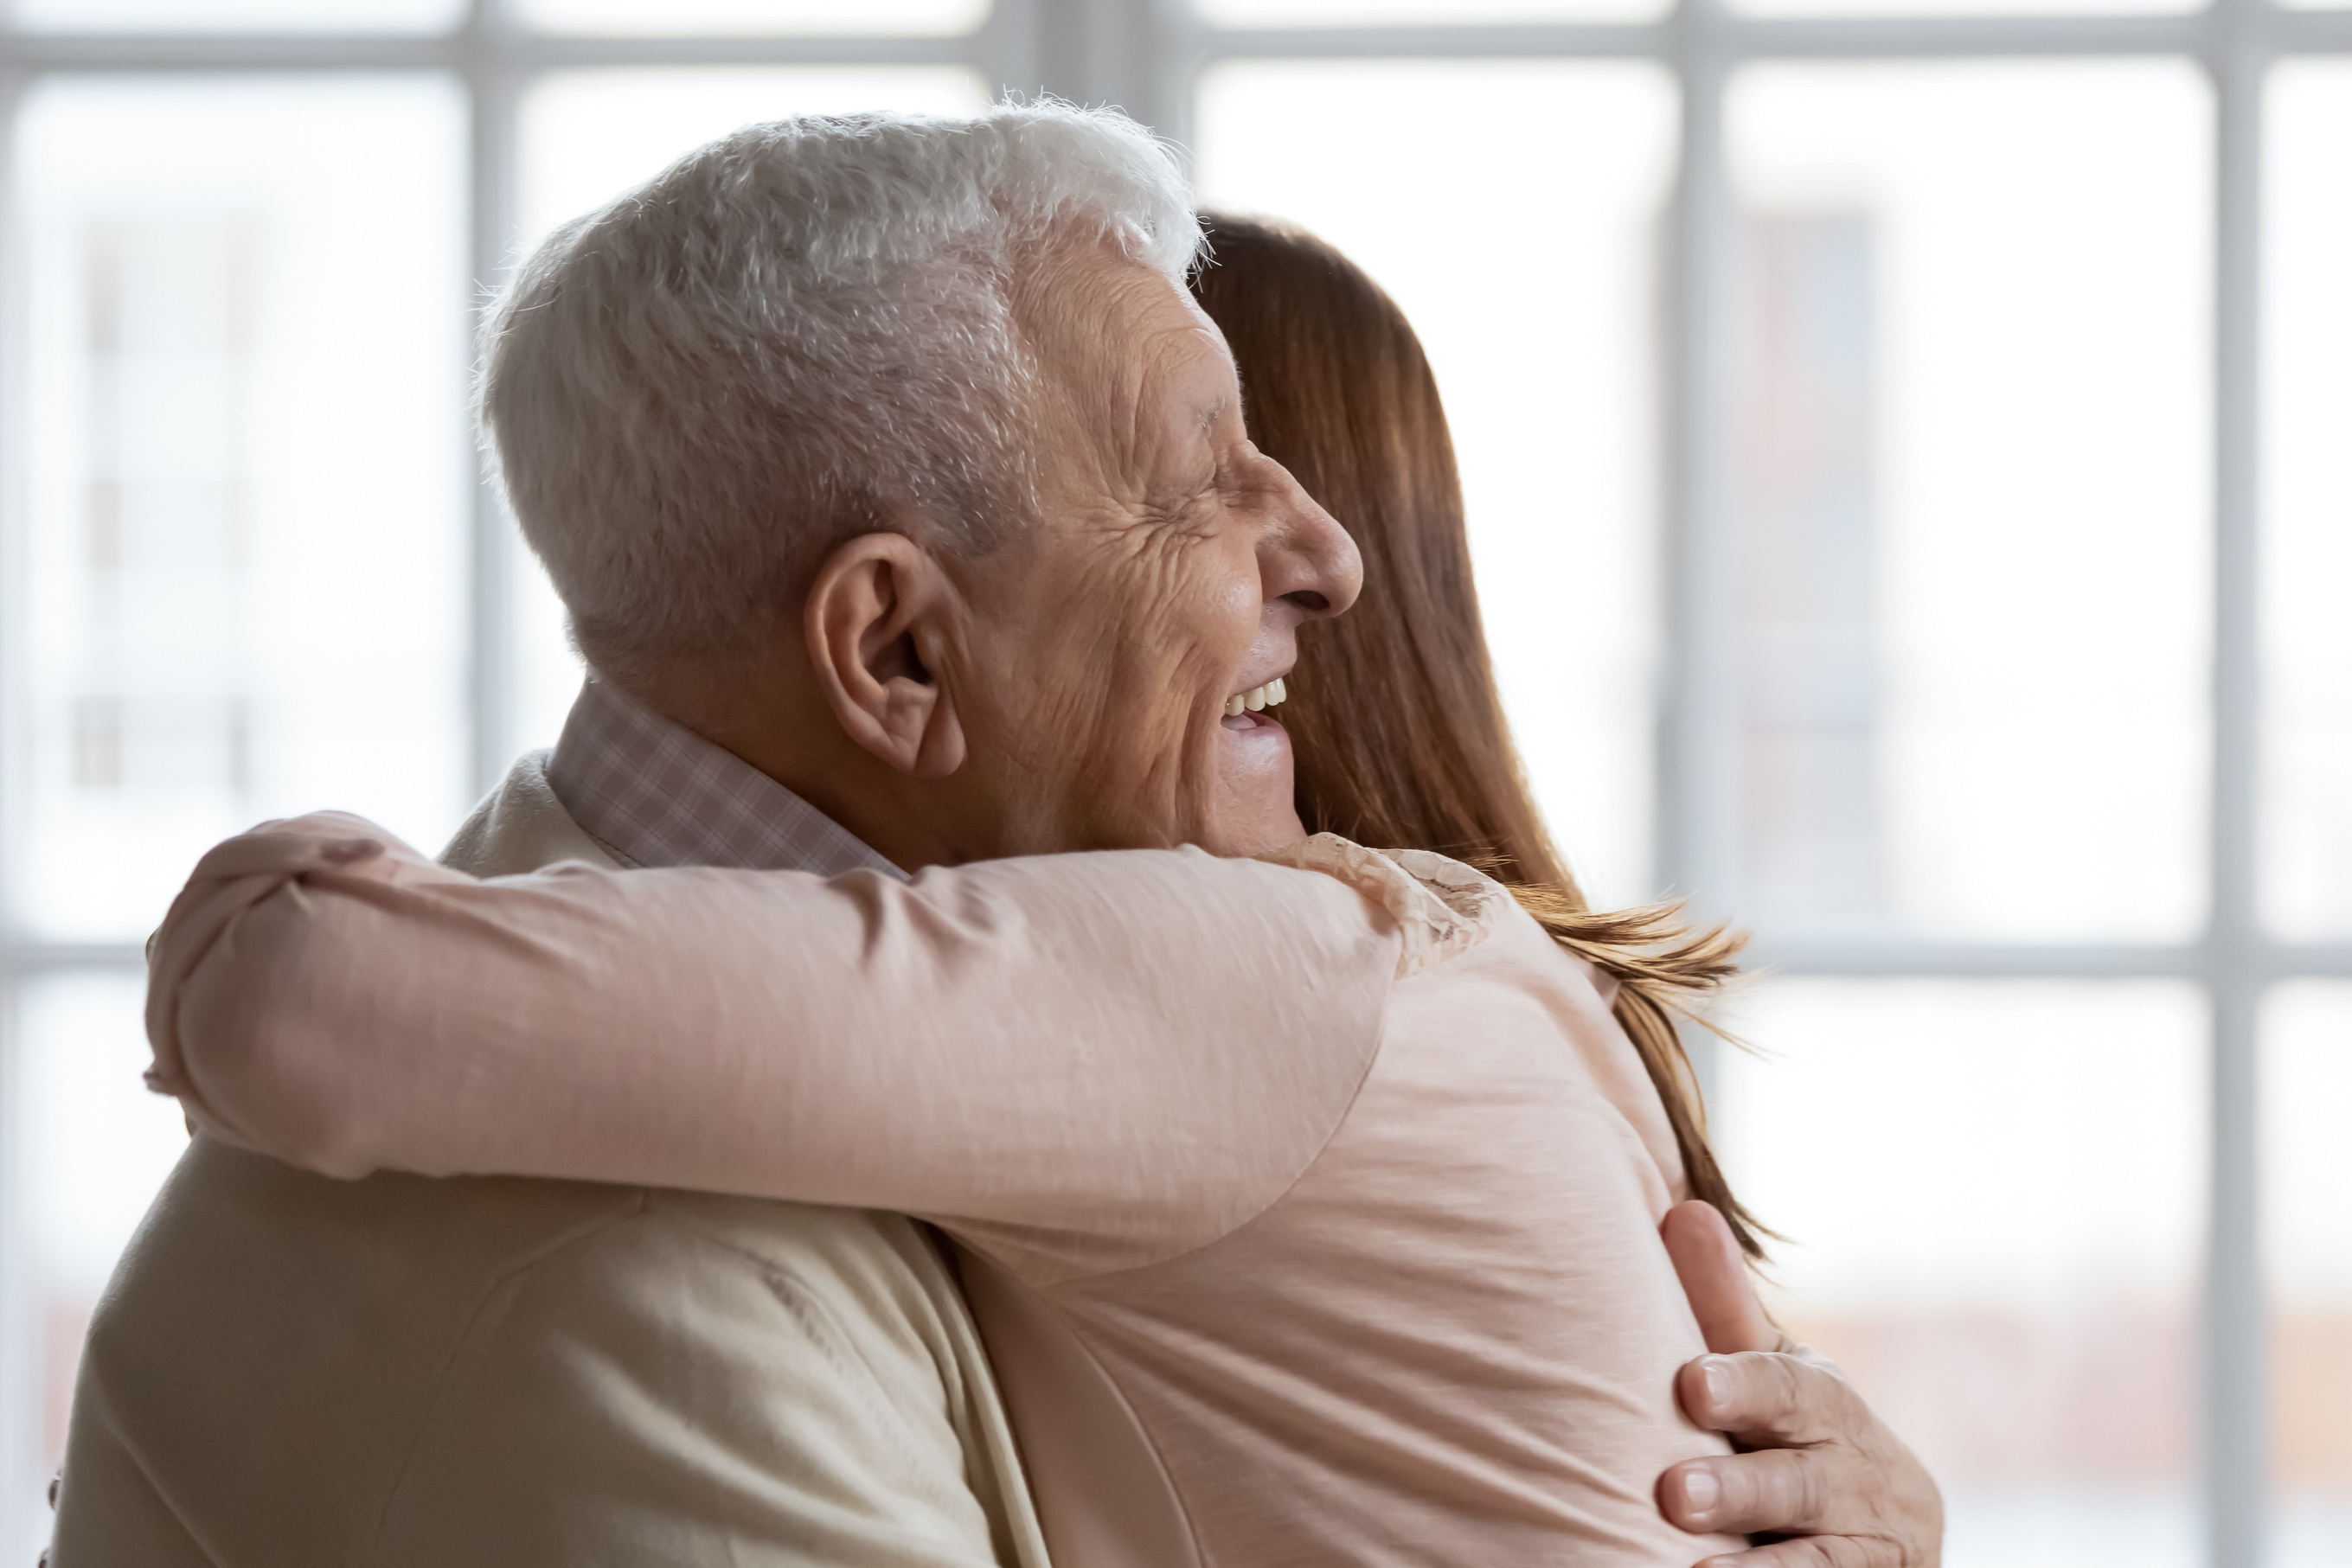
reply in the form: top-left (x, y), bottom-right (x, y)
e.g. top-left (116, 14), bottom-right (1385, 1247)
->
top-left (1661, 1200), bottom-right (1778, 1354)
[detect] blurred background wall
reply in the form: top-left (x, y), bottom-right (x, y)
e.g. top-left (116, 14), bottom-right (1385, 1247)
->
top-left (0, 2), bottom-right (2345, 1564)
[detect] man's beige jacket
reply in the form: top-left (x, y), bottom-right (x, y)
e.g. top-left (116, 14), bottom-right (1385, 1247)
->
top-left (49, 754), bottom-right (1050, 1568)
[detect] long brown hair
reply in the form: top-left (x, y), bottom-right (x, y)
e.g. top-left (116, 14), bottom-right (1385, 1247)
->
top-left (1192, 213), bottom-right (1769, 1259)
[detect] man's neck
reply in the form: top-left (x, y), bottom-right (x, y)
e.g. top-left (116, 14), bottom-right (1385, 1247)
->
top-left (547, 675), bottom-right (907, 880)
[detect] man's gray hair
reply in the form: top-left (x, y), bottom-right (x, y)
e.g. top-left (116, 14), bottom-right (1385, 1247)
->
top-left (478, 100), bottom-right (1199, 679)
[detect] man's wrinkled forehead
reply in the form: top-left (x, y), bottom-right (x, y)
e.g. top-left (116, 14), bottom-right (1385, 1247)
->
top-left (1010, 235), bottom-right (1236, 431)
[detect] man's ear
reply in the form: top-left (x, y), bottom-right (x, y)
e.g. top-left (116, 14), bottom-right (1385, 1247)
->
top-left (804, 533), bottom-right (966, 779)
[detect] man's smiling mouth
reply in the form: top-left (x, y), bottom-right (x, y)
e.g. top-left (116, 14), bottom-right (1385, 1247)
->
top-left (1221, 677), bottom-right (1289, 720)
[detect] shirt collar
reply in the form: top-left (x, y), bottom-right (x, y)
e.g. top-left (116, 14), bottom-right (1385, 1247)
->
top-left (545, 675), bottom-right (908, 881)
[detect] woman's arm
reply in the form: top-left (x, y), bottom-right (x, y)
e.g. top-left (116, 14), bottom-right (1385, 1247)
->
top-left (147, 814), bottom-right (1401, 1277)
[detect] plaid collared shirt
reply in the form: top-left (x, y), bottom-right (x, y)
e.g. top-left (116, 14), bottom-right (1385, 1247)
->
top-left (545, 676), bottom-right (909, 881)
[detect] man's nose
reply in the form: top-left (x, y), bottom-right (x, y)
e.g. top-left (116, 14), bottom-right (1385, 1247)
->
top-left (1259, 463), bottom-right (1362, 620)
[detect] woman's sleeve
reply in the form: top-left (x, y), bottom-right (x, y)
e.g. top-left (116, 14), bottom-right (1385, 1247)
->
top-left (145, 815), bottom-right (1400, 1279)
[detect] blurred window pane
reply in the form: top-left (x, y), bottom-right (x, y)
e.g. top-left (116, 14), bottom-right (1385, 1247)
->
top-left (2265, 982), bottom-right (2352, 1565)
top-left (1717, 979), bottom-right (2206, 1568)
top-left (508, 66), bottom-right (992, 752)
top-left (1725, 63), bottom-right (2212, 943)
top-left (2263, 62), bottom-right (2352, 941)
top-left (10, 973), bottom-right (190, 1551)
top-left (1195, 0), bottom-right (1670, 25)
top-left (517, 0), bottom-right (987, 34)
top-left (1195, 60), bottom-right (1674, 908)
top-left (11, 77), bottom-right (470, 939)
top-left (1730, 0), bottom-right (2195, 21)
top-left (16, 0), bottom-right (462, 29)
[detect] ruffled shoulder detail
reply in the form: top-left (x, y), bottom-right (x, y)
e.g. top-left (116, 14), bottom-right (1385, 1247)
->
top-left (1254, 835), bottom-right (1507, 978)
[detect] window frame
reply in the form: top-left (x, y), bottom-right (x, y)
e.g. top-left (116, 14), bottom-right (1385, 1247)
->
top-left (3, 0), bottom-right (2349, 1561)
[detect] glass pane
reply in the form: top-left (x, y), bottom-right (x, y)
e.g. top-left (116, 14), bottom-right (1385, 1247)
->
top-left (507, 66), bottom-right (993, 753)
top-left (17, 0), bottom-right (462, 29)
top-left (2264, 63), bottom-right (2352, 940)
top-left (1716, 979), bottom-right (2207, 1568)
top-left (1196, 0), bottom-right (1669, 25)
top-left (1734, 0), bottom-right (2196, 21)
top-left (519, 0), bottom-right (987, 34)
top-left (11, 77), bottom-right (470, 939)
top-left (1725, 64), bottom-right (2212, 943)
top-left (1195, 61), bottom-right (1675, 908)
top-left (2265, 982), bottom-right (2352, 1565)
top-left (8, 972), bottom-right (191, 1558)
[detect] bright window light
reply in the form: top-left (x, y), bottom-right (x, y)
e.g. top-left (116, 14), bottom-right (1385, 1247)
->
top-left (2264, 982), bottom-right (2352, 1565)
top-left (1726, 61), bottom-right (2213, 944)
top-left (1717, 978), bottom-right (2207, 1568)
top-left (9, 976), bottom-right (188, 1495)
top-left (516, 0), bottom-right (990, 35)
top-left (1194, 0), bottom-right (1669, 24)
top-left (16, 0), bottom-right (462, 28)
top-left (11, 74), bottom-right (471, 941)
top-left (1730, 0), bottom-right (2197, 22)
top-left (2262, 61), bottom-right (2352, 942)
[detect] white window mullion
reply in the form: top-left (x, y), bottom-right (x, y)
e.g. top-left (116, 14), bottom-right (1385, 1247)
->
top-left (465, 0), bottom-right (521, 799)
top-left (2204, 0), bottom-right (2272, 1562)
top-left (1659, 0), bottom-right (1740, 928)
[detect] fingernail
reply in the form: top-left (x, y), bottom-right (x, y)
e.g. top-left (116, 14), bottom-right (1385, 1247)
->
top-left (1701, 1355), bottom-right (1732, 1410)
top-left (1681, 1467), bottom-right (1720, 1518)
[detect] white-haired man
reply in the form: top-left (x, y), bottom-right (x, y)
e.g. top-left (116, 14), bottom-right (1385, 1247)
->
top-left (54, 104), bottom-right (1937, 1567)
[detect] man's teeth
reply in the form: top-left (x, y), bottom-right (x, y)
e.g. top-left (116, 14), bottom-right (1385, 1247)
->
top-left (1223, 677), bottom-right (1288, 719)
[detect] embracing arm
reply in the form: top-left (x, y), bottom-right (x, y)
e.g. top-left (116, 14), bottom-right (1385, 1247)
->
top-left (1659, 1201), bottom-right (1945, 1568)
top-left (145, 816), bottom-right (1400, 1272)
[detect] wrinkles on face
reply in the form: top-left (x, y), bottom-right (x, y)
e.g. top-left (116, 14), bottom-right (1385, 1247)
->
top-left (918, 239), bottom-right (1283, 854)
top-left (918, 234), bottom-right (1354, 859)
top-left (955, 483), bottom-right (1255, 853)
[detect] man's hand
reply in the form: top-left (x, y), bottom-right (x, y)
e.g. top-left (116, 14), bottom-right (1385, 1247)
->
top-left (1657, 1201), bottom-right (1944, 1567)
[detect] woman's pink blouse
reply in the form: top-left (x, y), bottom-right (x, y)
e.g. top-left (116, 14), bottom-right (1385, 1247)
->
top-left (146, 816), bottom-right (1739, 1565)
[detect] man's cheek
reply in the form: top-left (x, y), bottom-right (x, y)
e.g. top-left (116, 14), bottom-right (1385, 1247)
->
top-left (1102, 625), bottom-right (1225, 780)
top-left (1089, 540), bottom-right (1250, 703)
top-left (982, 597), bottom-right (1178, 783)
top-left (1012, 528), bottom-right (1254, 814)
top-left (1099, 596), bottom-right (1242, 822)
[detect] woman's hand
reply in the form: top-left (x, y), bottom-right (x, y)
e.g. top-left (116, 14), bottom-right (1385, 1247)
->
top-left (1657, 1201), bottom-right (1945, 1567)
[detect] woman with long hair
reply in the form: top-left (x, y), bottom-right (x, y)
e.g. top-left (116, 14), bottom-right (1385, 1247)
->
top-left (1188, 219), bottom-right (1936, 1560)
top-left (1189, 212), bottom-right (1767, 1261)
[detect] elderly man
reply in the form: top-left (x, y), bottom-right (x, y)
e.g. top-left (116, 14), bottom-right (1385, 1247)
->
top-left (54, 103), bottom-right (1935, 1566)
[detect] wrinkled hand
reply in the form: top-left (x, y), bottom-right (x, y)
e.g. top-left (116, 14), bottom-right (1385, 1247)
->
top-left (1657, 1201), bottom-right (1943, 1567)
